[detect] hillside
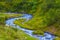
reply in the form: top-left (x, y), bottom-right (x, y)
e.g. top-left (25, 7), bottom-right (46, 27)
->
top-left (0, 13), bottom-right (37, 40)
top-left (0, 0), bottom-right (60, 40)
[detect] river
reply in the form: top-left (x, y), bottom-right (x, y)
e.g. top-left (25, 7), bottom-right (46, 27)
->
top-left (6, 14), bottom-right (55, 40)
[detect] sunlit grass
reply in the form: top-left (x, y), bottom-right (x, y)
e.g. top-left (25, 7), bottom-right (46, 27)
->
top-left (0, 13), bottom-right (38, 40)
top-left (0, 25), bottom-right (38, 40)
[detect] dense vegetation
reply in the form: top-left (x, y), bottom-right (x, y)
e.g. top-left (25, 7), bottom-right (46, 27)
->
top-left (0, 13), bottom-right (37, 40)
top-left (0, 25), bottom-right (38, 40)
top-left (0, 13), bottom-right (22, 24)
top-left (0, 0), bottom-right (60, 40)
top-left (13, 0), bottom-right (60, 34)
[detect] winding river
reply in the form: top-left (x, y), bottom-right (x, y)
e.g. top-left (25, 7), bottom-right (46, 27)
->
top-left (6, 14), bottom-right (55, 40)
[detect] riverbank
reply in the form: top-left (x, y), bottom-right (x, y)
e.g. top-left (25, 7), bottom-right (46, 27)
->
top-left (0, 13), bottom-right (38, 40)
top-left (14, 15), bottom-right (60, 40)
top-left (6, 14), bottom-right (56, 40)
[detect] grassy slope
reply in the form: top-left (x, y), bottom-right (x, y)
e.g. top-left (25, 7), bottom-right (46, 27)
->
top-left (14, 0), bottom-right (60, 35)
top-left (14, 0), bottom-right (60, 40)
top-left (14, 11), bottom-right (60, 40)
top-left (0, 25), bottom-right (38, 40)
top-left (0, 0), bottom-right (60, 40)
top-left (0, 13), bottom-right (38, 40)
top-left (14, 15), bottom-right (60, 40)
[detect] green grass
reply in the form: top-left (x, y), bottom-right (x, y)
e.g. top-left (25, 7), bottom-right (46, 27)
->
top-left (0, 0), bottom-right (60, 40)
top-left (14, 16), bottom-right (60, 40)
top-left (0, 13), bottom-right (22, 18)
top-left (14, 0), bottom-right (60, 37)
top-left (54, 37), bottom-right (60, 40)
top-left (0, 25), bottom-right (38, 40)
top-left (0, 13), bottom-right (38, 40)
top-left (0, 13), bottom-right (22, 25)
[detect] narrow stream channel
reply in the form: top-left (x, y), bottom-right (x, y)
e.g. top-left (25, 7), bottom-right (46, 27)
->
top-left (6, 14), bottom-right (55, 40)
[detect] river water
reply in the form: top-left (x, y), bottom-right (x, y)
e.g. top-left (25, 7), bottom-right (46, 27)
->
top-left (6, 14), bottom-right (55, 40)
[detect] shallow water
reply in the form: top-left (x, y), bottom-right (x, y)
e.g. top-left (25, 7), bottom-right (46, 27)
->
top-left (6, 14), bottom-right (55, 40)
